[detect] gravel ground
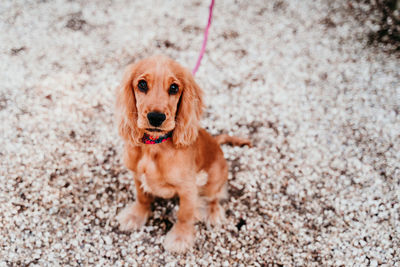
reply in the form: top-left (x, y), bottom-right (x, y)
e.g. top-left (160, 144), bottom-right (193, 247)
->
top-left (1, 0), bottom-right (399, 266)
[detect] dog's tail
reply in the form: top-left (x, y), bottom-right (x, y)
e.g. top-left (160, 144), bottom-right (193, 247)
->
top-left (214, 134), bottom-right (252, 147)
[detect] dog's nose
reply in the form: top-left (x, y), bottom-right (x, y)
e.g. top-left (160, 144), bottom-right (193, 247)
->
top-left (147, 112), bottom-right (166, 127)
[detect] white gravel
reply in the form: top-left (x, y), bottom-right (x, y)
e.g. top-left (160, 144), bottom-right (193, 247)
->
top-left (1, 0), bottom-right (399, 266)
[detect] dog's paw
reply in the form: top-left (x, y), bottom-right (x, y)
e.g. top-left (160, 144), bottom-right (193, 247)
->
top-left (163, 224), bottom-right (195, 253)
top-left (206, 203), bottom-right (225, 226)
top-left (116, 203), bottom-right (149, 231)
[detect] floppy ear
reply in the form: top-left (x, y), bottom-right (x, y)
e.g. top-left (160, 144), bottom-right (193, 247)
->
top-left (115, 63), bottom-right (144, 145)
top-left (173, 69), bottom-right (204, 147)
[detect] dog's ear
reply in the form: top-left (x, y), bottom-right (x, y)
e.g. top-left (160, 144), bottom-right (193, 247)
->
top-left (116, 63), bottom-right (144, 145)
top-left (173, 69), bottom-right (204, 147)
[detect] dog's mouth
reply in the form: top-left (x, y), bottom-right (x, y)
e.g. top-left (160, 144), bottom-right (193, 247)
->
top-left (146, 128), bottom-right (163, 132)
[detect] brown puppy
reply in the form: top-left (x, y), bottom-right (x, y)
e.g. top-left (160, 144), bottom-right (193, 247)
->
top-left (116, 55), bottom-right (251, 253)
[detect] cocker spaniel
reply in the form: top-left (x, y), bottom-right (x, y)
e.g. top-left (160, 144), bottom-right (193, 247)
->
top-left (116, 55), bottom-right (251, 253)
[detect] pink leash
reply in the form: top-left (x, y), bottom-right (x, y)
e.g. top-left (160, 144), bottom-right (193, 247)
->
top-left (192, 0), bottom-right (215, 76)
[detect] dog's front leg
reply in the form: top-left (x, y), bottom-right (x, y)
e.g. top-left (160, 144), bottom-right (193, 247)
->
top-left (117, 175), bottom-right (153, 231)
top-left (164, 185), bottom-right (197, 253)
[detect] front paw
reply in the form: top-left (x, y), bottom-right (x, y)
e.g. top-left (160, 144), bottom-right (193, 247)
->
top-left (116, 203), bottom-right (149, 231)
top-left (163, 223), bottom-right (195, 253)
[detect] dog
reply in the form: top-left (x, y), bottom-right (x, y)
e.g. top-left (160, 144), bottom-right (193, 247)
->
top-left (116, 55), bottom-right (251, 253)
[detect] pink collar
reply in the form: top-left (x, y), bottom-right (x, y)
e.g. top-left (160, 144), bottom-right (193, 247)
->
top-left (142, 132), bottom-right (172, 144)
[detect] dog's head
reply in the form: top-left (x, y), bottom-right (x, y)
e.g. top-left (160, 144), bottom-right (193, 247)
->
top-left (116, 55), bottom-right (203, 147)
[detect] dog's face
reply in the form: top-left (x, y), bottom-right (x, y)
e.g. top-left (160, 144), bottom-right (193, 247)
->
top-left (133, 57), bottom-right (183, 134)
top-left (116, 55), bottom-right (203, 146)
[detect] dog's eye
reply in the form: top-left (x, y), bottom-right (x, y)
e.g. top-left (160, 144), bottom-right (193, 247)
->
top-left (169, 83), bottom-right (179, 95)
top-left (137, 80), bottom-right (148, 93)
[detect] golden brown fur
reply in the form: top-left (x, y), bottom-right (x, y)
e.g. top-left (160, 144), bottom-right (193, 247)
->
top-left (116, 55), bottom-right (251, 253)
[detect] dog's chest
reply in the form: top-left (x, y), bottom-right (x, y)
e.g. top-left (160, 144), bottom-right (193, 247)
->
top-left (136, 151), bottom-right (176, 198)
top-left (137, 152), bottom-right (157, 177)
